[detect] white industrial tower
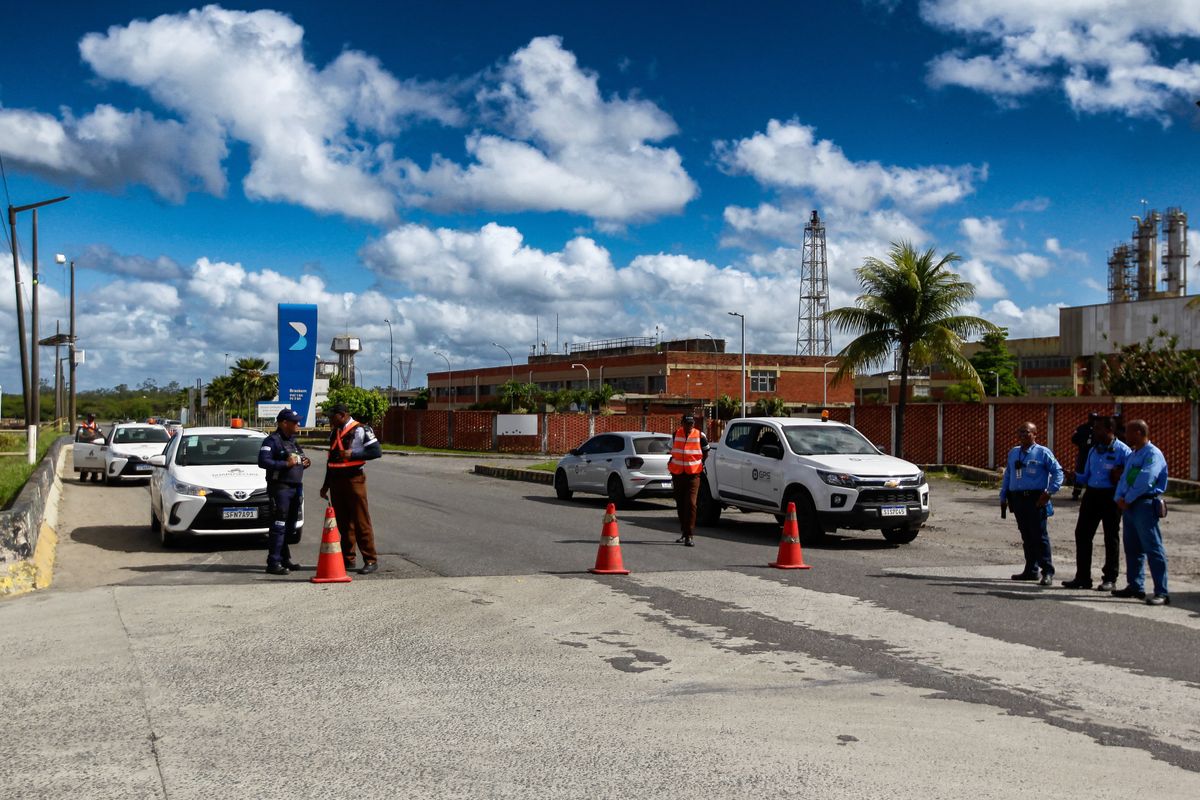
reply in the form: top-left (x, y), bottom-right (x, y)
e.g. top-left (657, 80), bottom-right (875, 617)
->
top-left (796, 209), bottom-right (831, 356)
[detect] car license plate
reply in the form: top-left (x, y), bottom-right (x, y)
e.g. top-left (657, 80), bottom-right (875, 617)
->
top-left (222, 507), bottom-right (257, 520)
top-left (880, 505), bottom-right (907, 517)
top-left (135, 464), bottom-right (152, 471)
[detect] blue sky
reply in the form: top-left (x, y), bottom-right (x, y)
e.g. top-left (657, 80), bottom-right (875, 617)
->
top-left (3, 1), bottom-right (1200, 391)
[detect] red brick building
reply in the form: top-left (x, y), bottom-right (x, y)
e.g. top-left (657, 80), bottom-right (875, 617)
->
top-left (426, 337), bottom-right (851, 413)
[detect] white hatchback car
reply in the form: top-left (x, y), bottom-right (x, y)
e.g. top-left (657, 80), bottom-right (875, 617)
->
top-left (78, 423), bottom-right (173, 484)
top-left (148, 427), bottom-right (304, 548)
top-left (554, 431), bottom-right (674, 507)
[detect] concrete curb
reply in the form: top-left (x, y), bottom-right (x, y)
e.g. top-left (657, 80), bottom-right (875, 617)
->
top-left (921, 464), bottom-right (1003, 484)
top-left (1, 436), bottom-right (69, 598)
top-left (473, 464), bottom-right (554, 485)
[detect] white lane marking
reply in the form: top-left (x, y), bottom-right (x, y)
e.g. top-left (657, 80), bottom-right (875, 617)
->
top-left (630, 570), bottom-right (1200, 756)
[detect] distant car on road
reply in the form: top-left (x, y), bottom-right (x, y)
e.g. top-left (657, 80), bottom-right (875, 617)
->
top-left (76, 423), bottom-right (172, 485)
top-left (554, 432), bottom-right (674, 507)
top-left (148, 427), bottom-right (304, 548)
top-left (72, 425), bottom-right (108, 483)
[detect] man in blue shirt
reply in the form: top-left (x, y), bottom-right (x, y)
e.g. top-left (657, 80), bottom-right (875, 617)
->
top-left (258, 408), bottom-right (312, 576)
top-left (1063, 415), bottom-right (1130, 591)
top-left (1000, 422), bottom-right (1063, 586)
top-left (1112, 419), bottom-right (1170, 605)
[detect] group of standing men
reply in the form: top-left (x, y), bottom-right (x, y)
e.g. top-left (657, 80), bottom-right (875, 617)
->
top-left (258, 403), bottom-right (382, 576)
top-left (1000, 415), bottom-right (1171, 605)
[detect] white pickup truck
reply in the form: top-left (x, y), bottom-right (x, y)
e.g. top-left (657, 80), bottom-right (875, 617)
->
top-left (697, 416), bottom-right (930, 544)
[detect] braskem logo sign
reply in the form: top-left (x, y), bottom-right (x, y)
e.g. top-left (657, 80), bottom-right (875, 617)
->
top-left (278, 304), bottom-right (318, 426)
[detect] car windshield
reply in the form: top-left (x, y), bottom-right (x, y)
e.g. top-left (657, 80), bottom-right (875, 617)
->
top-left (113, 427), bottom-right (171, 444)
top-left (783, 425), bottom-right (879, 456)
top-left (633, 436), bottom-right (672, 455)
top-left (175, 434), bottom-right (263, 466)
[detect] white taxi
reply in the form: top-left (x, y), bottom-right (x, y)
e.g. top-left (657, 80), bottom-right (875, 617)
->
top-left (94, 423), bottom-right (173, 484)
top-left (148, 427), bottom-right (304, 547)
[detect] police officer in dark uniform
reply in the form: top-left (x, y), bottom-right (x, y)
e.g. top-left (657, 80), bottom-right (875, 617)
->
top-left (258, 408), bottom-right (311, 575)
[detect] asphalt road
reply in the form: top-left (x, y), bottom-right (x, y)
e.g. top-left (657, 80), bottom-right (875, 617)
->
top-left (4, 451), bottom-right (1200, 798)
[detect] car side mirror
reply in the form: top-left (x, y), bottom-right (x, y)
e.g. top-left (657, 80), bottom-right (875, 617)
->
top-left (148, 454), bottom-right (166, 467)
top-left (93, 437), bottom-right (106, 445)
top-left (761, 444), bottom-right (783, 460)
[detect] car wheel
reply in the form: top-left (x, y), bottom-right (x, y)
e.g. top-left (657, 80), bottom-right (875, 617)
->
top-left (159, 517), bottom-right (178, 548)
top-left (696, 478), bottom-right (721, 526)
top-left (78, 471), bottom-right (88, 483)
top-left (606, 475), bottom-right (629, 509)
top-left (150, 502), bottom-right (161, 534)
top-left (784, 488), bottom-right (825, 545)
top-left (554, 469), bottom-right (573, 500)
top-left (882, 525), bottom-right (920, 545)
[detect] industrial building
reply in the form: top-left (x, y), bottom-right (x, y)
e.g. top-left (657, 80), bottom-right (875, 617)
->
top-left (426, 337), bottom-right (850, 414)
top-left (856, 207), bottom-right (1198, 400)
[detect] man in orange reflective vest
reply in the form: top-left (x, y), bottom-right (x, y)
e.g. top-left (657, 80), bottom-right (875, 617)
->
top-left (319, 403), bottom-right (383, 574)
top-left (668, 413), bottom-right (710, 547)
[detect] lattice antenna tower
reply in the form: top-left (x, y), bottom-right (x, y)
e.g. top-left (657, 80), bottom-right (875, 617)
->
top-left (796, 209), bottom-right (831, 356)
top-left (396, 358), bottom-right (414, 390)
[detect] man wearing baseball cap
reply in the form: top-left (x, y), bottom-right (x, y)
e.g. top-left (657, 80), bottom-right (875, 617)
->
top-left (258, 408), bottom-right (311, 575)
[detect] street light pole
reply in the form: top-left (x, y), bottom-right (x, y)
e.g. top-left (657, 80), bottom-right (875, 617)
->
top-left (491, 342), bottom-right (515, 411)
top-left (727, 312), bottom-right (745, 418)
top-left (434, 351), bottom-right (452, 411)
top-left (8, 194), bottom-right (68, 463)
top-left (822, 359), bottom-right (839, 407)
top-left (985, 370), bottom-right (999, 397)
top-left (384, 319), bottom-right (394, 409)
top-left (704, 333), bottom-right (718, 353)
top-left (570, 362), bottom-right (591, 410)
top-left (56, 254), bottom-right (78, 427)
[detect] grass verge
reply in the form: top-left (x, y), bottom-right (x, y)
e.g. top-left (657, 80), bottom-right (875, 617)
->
top-left (0, 434), bottom-right (57, 509)
top-left (524, 461), bottom-right (557, 472)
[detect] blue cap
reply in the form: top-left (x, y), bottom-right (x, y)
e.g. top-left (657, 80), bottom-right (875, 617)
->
top-left (277, 408), bottom-right (301, 423)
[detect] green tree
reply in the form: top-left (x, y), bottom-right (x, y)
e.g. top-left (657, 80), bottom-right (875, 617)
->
top-left (824, 241), bottom-right (998, 458)
top-left (322, 386), bottom-right (388, 424)
top-left (715, 394), bottom-right (740, 420)
top-left (752, 396), bottom-right (788, 416)
top-left (229, 357), bottom-right (279, 419)
top-left (943, 380), bottom-right (982, 403)
top-left (968, 328), bottom-right (1025, 397)
top-left (1102, 330), bottom-right (1200, 401)
top-left (205, 374), bottom-right (238, 419)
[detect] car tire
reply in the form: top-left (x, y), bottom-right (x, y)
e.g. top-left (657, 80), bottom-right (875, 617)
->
top-left (606, 475), bottom-right (629, 509)
top-left (882, 525), bottom-right (920, 545)
top-left (785, 488), bottom-right (825, 544)
top-left (696, 478), bottom-right (721, 526)
top-left (78, 471), bottom-right (88, 483)
top-left (150, 502), bottom-right (161, 534)
top-left (554, 469), bottom-right (573, 501)
top-left (159, 514), bottom-right (178, 548)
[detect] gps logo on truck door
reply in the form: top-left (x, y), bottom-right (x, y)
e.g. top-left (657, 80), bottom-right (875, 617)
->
top-left (752, 468), bottom-right (772, 481)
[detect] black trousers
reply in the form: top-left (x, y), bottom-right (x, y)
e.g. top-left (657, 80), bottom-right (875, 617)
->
top-left (1009, 490), bottom-right (1053, 576)
top-left (267, 483), bottom-right (301, 567)
top-left (1073, 486), bottom-right (1121, 583)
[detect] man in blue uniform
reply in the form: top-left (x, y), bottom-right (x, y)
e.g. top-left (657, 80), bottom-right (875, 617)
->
top-left (258, 408), bottom-right (311, 576)
top-left (1000, 421), bottom-right (1063, 586)
top-left (1063, 415), bottom-right (1130, 591)
top-left (1112, 419), bottom-right (1170, 606)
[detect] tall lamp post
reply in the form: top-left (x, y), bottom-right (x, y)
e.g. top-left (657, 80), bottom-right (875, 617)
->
top-left (55, 254), bottom-right (78, 427)
top-left (491, 342), bottom-right (515, 411)
top-left (822, 359), bottom-right (839, 407)
top-left (9, 194), bottom-right (69, 463)
top-left (384, 319), bottom-right (395, 408)
top-left (727, 311), bottom-right (746, 418)
top-left (570, 363), bottom-right (591, 411)
top-left (434, 350), bottom-right (452, 411)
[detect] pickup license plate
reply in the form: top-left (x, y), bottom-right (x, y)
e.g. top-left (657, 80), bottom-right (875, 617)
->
top-left (135, 464), bottom-right (152, 472)
top-left (880, 505), bottom-right (907, 517)
top-left (222, 507), bottom-right (257, 520)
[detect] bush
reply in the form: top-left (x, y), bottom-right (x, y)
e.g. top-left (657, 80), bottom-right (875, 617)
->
top-left (321, 386), bottom-right (387, 425)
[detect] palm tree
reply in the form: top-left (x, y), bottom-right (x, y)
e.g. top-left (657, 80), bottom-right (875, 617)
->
top-left (229, 357), bottom-right (279, 421)
top-left (824, 241), bottom-right (998, 458)
top-left (205, 374), bottom-right (238, 423)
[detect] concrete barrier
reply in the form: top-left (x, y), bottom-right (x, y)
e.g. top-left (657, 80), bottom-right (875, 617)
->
top-left (473, 464), bottom-right (554, 485)
top-left (1, 436), bottom-right (69, 598)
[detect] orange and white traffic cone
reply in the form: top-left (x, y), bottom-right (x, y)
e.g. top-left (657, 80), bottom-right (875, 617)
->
top-left (311, 505), bottom-right (353, 584)
top-left (589, 503), bottom-right (630, 575)
top-left (768, 502), bottom-right (812, 570)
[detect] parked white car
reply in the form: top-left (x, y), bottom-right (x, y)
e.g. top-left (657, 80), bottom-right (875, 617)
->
top-left (75, 423), bottom-right (172, 485)
top-left (700, 416), bottom-right (930, 544)
top-left (72, 425), bottom-right (108, 482)
top-left (554, 432), bottom-right (674, 507)
top-left (148, 427), bottom-right (304, 547)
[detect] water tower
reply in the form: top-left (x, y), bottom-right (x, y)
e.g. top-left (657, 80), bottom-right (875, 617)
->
top-left (331, 336), bottom-right (362, 386)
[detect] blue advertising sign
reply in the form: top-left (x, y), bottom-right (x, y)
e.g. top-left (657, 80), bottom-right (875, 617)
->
top-left (277, 303), bottom-right (318, 426)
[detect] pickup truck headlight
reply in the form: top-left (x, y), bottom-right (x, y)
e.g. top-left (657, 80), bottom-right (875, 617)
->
top-left (817, 469), bottom-right (856, 488)
top-left (915, 470), bottom-right (926, 485)
top-left (172, 478), bottom-right (210, 497)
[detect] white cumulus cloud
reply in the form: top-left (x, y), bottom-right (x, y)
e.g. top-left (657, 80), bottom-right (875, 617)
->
top-left (394, 36), bottom-right (697, 224)
top-left (921, 0), bottom-right (1200, 122)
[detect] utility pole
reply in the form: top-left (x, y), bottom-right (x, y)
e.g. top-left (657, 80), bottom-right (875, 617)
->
top-left (8, 194), bottom-right (69, 463)
top-left (728, 311), bottom-right (746, 417)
